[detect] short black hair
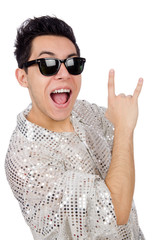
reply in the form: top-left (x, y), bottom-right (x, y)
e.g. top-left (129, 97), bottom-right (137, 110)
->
top-left (14, 15), bottom-right (80, 68)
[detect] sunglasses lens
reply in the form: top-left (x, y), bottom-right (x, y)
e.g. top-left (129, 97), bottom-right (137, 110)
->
top-left (40, 59), bottom-right (59, 76)
top-left (36, 57), bottom-right (85, 76)
top-left (66, 58), bottom-right (85, 75)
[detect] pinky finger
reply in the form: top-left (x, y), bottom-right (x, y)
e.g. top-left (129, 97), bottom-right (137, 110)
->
top-left (133, 78), bottom-right (143, 100)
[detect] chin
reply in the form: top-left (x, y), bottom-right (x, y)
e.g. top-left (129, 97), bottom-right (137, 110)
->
top-left (49, 110), bottom-right (71, 122)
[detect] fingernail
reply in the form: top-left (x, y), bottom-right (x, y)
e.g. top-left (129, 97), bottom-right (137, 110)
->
top-left (110, 69), bottom-right (114, 73)
top-left (139, 78), bottom-right (143, 83)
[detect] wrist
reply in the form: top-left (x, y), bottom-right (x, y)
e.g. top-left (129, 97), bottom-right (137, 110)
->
top-left (114, 125), bottom-right (134, 137)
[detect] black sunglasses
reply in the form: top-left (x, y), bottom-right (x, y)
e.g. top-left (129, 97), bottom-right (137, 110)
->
top-left (23, 57), bottom-right (86, 76)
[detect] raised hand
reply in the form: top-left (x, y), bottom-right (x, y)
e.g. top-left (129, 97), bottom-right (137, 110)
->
top-left (105, 69), bottom-right (143, 132)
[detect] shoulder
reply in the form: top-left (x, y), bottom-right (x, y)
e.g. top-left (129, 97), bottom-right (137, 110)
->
top-left (72, 99), bottom-right (106, 127)
top-left (72, 100), bottom-right (114, 148)
top-left (73, 99), bottom-right (106, 114)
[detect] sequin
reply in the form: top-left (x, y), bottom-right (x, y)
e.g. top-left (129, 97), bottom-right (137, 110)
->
top-left (5, 100), bottom-right (145, 239)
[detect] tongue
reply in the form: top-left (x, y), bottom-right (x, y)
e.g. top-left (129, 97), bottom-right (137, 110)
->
top-left (52, 93), bottom-right (68, 105)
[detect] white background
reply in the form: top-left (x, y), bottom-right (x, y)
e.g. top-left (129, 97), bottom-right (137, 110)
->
top-left (1, 0), bottom-right (159, 239)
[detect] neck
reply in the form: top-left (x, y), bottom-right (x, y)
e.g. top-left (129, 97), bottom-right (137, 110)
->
top-left (26, 109), bottom-right (74, 133)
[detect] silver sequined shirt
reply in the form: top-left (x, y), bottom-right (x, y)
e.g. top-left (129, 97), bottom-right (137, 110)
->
top-left (5, 100), bottom-right (145, 240)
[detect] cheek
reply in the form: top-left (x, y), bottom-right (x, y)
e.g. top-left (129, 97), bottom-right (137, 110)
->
top-left (27, 76), bottom-right (45, 103)
top-left (75, 76), bottom-right (82, 92)
top-left (27, 68), bottom-right (49, 93)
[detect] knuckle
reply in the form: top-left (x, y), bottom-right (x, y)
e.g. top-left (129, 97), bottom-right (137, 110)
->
top-left (135, 87), bottom-right (140, 92)
top-left (136, 84), bottom-right (141, 92)
top-left (118, 93), bottom-right (125, 97)
top-left (108, 81), bottom-right (113, 87)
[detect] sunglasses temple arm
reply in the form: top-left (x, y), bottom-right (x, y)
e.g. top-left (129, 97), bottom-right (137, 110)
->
top-left (23, 59), bottom-right (38, 68)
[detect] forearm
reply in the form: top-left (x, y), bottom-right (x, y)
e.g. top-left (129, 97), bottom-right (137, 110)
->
top-left (105, 127), bottom-right (135, 225)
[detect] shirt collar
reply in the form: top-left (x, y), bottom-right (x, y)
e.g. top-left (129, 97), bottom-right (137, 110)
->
top-left (17, 103), bottom-right (87, 145)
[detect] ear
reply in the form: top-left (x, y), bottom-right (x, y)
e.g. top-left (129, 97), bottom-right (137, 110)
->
top-left (15, 68), bottom-right (28, 88)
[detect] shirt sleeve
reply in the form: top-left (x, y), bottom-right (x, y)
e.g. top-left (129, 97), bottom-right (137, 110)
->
top-left (92, 103), bottom-right (115, 151)
top-left (5, 133), bottom-right (144, 240)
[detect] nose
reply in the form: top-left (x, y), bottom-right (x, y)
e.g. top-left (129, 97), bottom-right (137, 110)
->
top-left (54, 62), bottom-right (70, 80)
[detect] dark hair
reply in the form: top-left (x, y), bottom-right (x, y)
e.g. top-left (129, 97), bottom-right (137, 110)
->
top-left (14, 15), bottom-right (80, 68)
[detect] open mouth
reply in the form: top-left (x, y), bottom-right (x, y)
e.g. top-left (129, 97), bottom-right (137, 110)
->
top-left (50, 89), bottom-right (71, 105)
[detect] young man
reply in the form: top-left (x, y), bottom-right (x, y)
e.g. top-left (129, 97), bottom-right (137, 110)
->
top-left (5, 16), bottom-right (145, 239)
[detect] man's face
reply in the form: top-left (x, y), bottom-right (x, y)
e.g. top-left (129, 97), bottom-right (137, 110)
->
top-left (19, 35), bottom-right (81, 131)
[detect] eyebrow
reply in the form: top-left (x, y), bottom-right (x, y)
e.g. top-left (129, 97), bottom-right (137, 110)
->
top-left (38, 51), bottom-right (78, 58)
top-left (38, 51), bottom-right (55, 57)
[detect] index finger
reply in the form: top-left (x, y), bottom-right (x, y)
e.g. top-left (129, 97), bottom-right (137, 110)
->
top-left (108, 69), bottom-right (115, 102)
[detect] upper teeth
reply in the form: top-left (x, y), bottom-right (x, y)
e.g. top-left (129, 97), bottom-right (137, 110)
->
top-left (52, 89), bottom-right (71, 94)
